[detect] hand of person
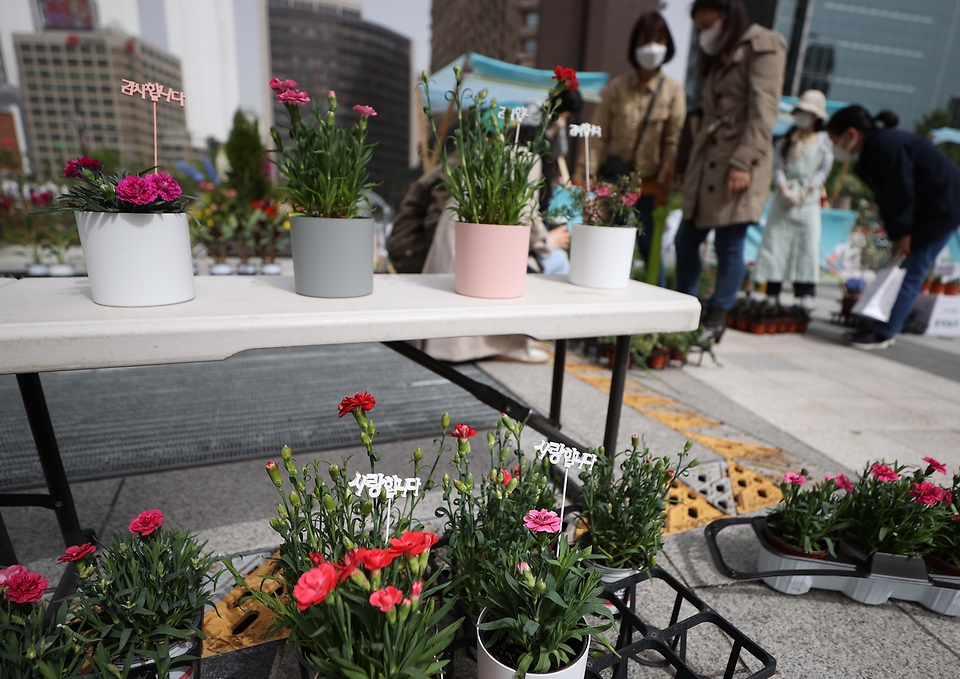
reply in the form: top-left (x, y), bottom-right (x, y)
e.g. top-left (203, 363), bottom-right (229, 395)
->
top-left (654, 163), bottom-right (675, 208)
top-left (726, 167), bottom-right (751, 198)
top-left (549, 226), bottom-right (571, 250)
top-left (894, 235), bottom-right (912, 257)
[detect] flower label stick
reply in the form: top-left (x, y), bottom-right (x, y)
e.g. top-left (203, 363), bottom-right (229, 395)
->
top-left (569, 124), bottom-right (602, 194)
top-left (535, 440), bottom-right (597, 556)
top-left (120, 78), bottom-right (186, 173)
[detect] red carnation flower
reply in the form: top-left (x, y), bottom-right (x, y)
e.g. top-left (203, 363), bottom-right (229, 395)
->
top-left (869, 463), bottom-right (899, 483)
top-left (909, 481), bottom-right (944, 506)
top-left (337, 391), bottom-right (376, 418)
top-left (450, 424), bottom-right (477, 440)
top-left (129, 509), bottom-right (164, 536)
top-left (552, 65), bottom-right (579, 92)
top-left (2, 569), bottom-right (48, 604)
top-left (388, 531), bottom-right (438, 557)
top-left (500, 468), bottom-right (513, 485)
top-left (360, 548), bottom-right (395, 571)
top-left (369, 585), bottom-right (403, 612)
top-left (923, 457), bottom-right (947, 475)
top-left (57, 542), bottom-right (97, 563)
top-left (64, 156), bottom-right (103, 178)
top-left (336, 547), bottom-right (368, 583)
top-left (293, 562), bottom-right (338, 611)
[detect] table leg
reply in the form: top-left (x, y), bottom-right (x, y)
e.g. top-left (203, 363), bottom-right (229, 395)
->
top-left (15, 373), bottom-right (83, 549)
top-left (602, 335), bottom-right (631, 460)
top-left (0, 514), bottom-right (16, 565)
top-left (549, 339), bottom-right (567, 427)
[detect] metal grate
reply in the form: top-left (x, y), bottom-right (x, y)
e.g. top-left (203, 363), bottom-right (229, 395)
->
top-left (0, 343), bottom-right (508, 490)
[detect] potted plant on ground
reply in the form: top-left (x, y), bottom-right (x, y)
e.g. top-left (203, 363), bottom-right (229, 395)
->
top-left (929, 276), bottom-right (946, 295)
top-left (475, 509), bottom-right (614, 679)
top-left (46, 220), bottom-right (79, 276)
top-left (929, 470), bottom-right (960, 575)
top-left (437, 414), bottom-right (558, 622)
top-left (271, 80), bottom-right (378, 297)
top-left (764, 470), bottom-right (851, 558)
top-left (945, 279), bottom-right (960, 296)
top-left (224, 110), bottom-right (272, 275)
top-left (227, 392), bottom-right (458, 679)
top-left (5, 218), bottom-right (51, 277)
top-left (1, 563), bottom-right (93, 678)
top-left (841, 277), bottom-right (866, 315)
top-left (837, 459), bottom-right (955, 575)
top-left (44, 156), bottom-right (194, 306)
top-left (69, 510), bottom-right (219, 678)
top-left (192, 182), bottom-right (240, 275)
top-left (564, 172), bottom-right (642, 289)
top-left (250, 197), bottom-right (289, 275)
top-left (577, 437), bottom-right (697, 580)
top-left (421, 65), bottom-right (576, 298)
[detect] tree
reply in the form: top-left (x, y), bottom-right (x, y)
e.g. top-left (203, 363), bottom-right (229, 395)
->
top-left (223, 111), bottom-right (269, 202)
top-left (915, 108), bottom-right (960, 165)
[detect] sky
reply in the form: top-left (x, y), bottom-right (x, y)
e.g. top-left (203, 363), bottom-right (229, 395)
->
top-left (359, 0), bottom-right (432, 76)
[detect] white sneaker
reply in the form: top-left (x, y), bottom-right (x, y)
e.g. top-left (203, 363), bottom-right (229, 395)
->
top-left (492, 346), bottom-right (550, 364)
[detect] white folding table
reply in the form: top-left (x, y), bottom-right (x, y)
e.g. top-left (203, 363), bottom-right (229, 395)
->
top-left (0, 273), bottom-right (700, 564)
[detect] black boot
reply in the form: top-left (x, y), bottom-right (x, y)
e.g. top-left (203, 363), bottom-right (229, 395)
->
top-left (700, 306), bottom-right (727, 344)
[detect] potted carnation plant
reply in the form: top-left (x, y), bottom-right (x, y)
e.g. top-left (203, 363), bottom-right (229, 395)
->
top-left (270, 80), bottom-right (378, 297)
top-left (421, 65), bottom-right (578, 298)
top-left (565, 172), bottom-right (642, 289)
top-left (763, 470), bottom-right (851, 558)
top-left (45, 156), bottom-right (194, 306)
top-left (577, 437), bottom-right (697, 582)
top-left (929, 470), bottom-right (960, 575)
top-left (69, 510), bottom-right (219, 678)
top-left (475, 509), bottom-right (614, 679)
top-left (228, 392), bottom-right (459, 679)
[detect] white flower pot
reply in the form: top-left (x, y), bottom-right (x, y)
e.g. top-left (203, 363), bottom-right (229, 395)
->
top-left (568, 224), bottom-right (637, 289)
top-left (260, 262), bottom-right (282, 275)
top-left (477, 608), bottom-right (590, 679)
top-left (48, 263), bottom-right (76, 277)
top-left (209, 263), bottom-right (234, 275)
top-left (25, 263), bottom-right (50, 277)
top-left (586, 560), bottom-right (639, 611)
top-left (236, 262), bottom-right (258, 275)
top-left (76, 212), bottom-right (194, 307)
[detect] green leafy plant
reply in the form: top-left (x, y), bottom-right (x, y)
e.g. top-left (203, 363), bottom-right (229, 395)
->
top-left (421, 65), bottom-right (575, 226)
top-left (561, 172), bottom-right (643, 227)
top-left (224, 110), bottom-right (270, 205)
top-left (69, 510), bottom-right (219, 678)
top-left (766, 470), bottom-right (851, 556)
top-left (476, 510), bottom-right (614, 679)
top-left (225, 392), bottom-right (458, 679)
top-left (270, 82), bottom-right (377, 218)
top-left (578, 437), bottom-right (698, 570)
top-left (437, 414), bottom-right (557, 614)
top-left (838, 459), bottom-right (955, 556)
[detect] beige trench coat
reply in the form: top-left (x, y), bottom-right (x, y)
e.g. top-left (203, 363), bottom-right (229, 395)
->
top-left (682, 24), bottom-right (786, 229)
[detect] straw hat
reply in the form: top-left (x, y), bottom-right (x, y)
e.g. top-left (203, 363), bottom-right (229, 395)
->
top-left (793, 90), bottom-right (827, 122)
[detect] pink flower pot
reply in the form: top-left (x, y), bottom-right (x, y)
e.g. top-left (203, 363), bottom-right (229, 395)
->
top-left (454, 222), bottom-right (531, 299)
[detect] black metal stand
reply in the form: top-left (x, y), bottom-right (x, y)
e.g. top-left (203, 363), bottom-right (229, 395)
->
top-left (0, 373), bottom-right (86, 566)
top-left (602, 335), bottom-right (631, 460)
top-left (549, 339), bottom-right (567, 426)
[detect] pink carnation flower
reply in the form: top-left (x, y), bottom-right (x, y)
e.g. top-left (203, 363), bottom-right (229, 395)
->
top-left (517, 561), bottom-right (531, 574)
top-left (353, 105), bottom-right (377, 118)
top-left (620, 193), bottom-right (640, 207)
top-left (278, 89), bottom-right (310, 104)
top-left (115, 175), bottom-right (159, 205)
top-left (783, 472), bottom-right (806, 486)
top-left (523, 508), bottom-right (561, 533)
top-left (870, 463), bottom-right (899, 483)
top-left (923, 457), bottom-right (947, 475)
top-left (909, 481), bottom-right (944, 506)
top-left (269, 78), bottom-right (298, 94)
top-left (834, 474), bottom-right (855, 493)
top-left (592, 185), bottom-right (612, 198)
top-left (146, 172), bottom-right (182, 202)
top-left (0, 564), bottom-right (26, 586)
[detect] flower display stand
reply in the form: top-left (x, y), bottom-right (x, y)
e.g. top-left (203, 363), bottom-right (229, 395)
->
top-left (704, 517), bottom-right (960, 616)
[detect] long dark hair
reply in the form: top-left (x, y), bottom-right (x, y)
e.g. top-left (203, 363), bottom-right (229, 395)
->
top-left (826, 105), bottom-right (899, 135)
top-left (691, 0), bottom-right (751, 78)
top-left (627, 12), bottom-right (676, 68)
top-left (779, 118), bottom-right (827, 161)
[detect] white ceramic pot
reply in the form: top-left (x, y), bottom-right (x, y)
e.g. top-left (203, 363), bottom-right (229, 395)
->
top-left (290, 217), bottom-right (374, 298)
top-left (25, 263), bottom-right (50, 277)
top-left (586, 560), bottom-right (639, 611)
top-left (76, 211), bottom-right (194, 307)
top-left (48, 263), bottom-right (76, 277)
top-left (568, 224), bottom-right (637, 289)
top-left (477, 608), bottom-right (590, 679)
top-left (260, 262), bottom-right (282, 275)
top-left (236, 262), bottom-right (258, 275)
top-left (209, 263), bottom-right (234, 275)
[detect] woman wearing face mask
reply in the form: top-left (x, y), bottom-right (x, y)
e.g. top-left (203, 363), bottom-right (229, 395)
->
top-left (675, 0), bottom-right (786, 340)
top-left (754, 90), bottom-right (832, 310)
top-left (826, 105), bottom-right (960, 350)
top-left (584, 11), bottom-right (686, 287)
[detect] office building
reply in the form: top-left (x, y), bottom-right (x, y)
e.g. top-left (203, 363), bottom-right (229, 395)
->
top-left (774, 0), bottom-right (960, 129)
top-left (14, 31), bottom-right (193, 178)
top-left (268, 0), bottom-right (412, 186)
top-left (431, 0), bottom-right (542, 71)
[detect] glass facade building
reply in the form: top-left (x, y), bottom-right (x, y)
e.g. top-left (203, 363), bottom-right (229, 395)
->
top-left (775, 0), bottom-right (960, 129)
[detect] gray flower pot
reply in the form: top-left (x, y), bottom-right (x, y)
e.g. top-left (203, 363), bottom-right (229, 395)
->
top-left (290, 216), bottom-right (374, 298)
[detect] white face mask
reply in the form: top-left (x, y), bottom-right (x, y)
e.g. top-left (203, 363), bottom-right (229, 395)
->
top-left (699, 19), bottom-right (726, 56)
top-left (832, 131), bottom-right (858, 162)
top-left (635, 43), bottom-right (668, 70)
top-left (793, 112), bottom-right (816, 130)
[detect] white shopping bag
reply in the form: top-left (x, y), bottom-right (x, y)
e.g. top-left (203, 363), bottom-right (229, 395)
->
top-left (851, 263), bottom-right (907, 322)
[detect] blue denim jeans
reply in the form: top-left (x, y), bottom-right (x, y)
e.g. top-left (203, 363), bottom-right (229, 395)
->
top-left (635, 195), bottom-right (666, 287)
top-left (675, 220), bottom-right (750, 310)
top-left (874, 229), bottom-right (956, 339)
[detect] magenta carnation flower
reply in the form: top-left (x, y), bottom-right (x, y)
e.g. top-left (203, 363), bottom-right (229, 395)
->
top-left (783, 472), bottom-right (806, 486)
top-left (523, 508), bottom-right (561, 533)
top-left (923, 456), bottom-right (947, 475)
top-left (909, 481), bottom-right (944, 505)
top-left (834, 474), bottom-right (855, 493)
top-left (269, 77), bottom-right (298, 94)
top-left (278, 89), bottom-right (310, 104)
top-left (115, 175), bottom-right (159, 205)
top-left (870, 463), bottom-right (899, 483)
top-left (146, 172), bottom-right (182, 202)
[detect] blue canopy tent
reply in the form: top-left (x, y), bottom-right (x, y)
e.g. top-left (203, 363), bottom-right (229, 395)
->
top-left (423, 53), bottom-right (609, 112)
